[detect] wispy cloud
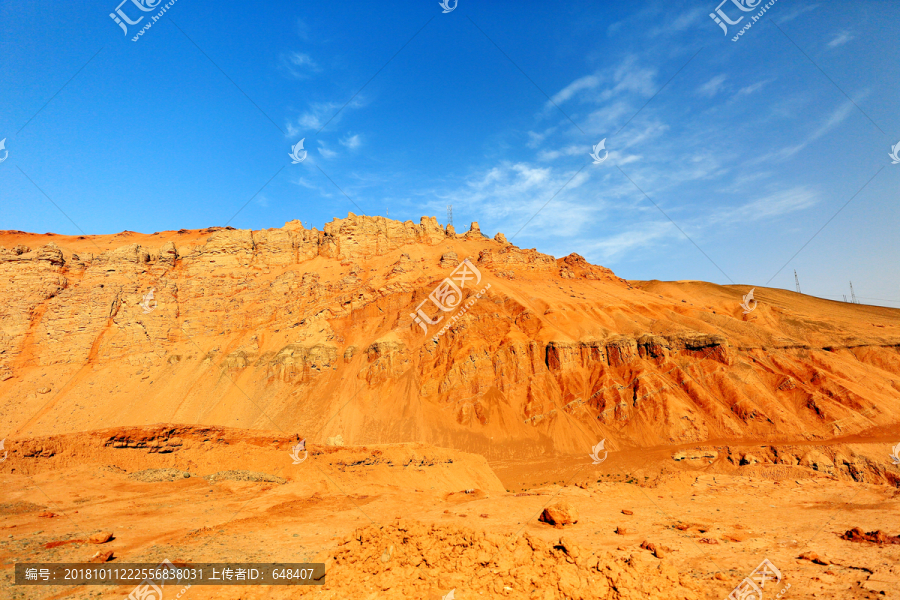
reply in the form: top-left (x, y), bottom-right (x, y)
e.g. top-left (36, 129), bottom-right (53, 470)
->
top-left (713, 186), bottom-right (819, 224)
top-left (749, 96), bottom-right (865, 163)
top-left (285, 98), bottom-right (365, 137)
top-left (827, 31), bottom-right (854, 49)
top-left (280, 52), bottom-right (319, 79)
top-left (317, 140), bottom-right (337, 159)
top-left (697, 74), bottom-right (728, 98)
top-left (340, 134), bottom-right (362, 150)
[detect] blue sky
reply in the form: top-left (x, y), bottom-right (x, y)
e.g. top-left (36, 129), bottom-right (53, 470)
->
top-left (1, 0), bottom-right (898, 306)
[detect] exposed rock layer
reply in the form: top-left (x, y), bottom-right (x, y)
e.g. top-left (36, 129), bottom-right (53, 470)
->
top-left (1, 215), bottom-right (899, 458)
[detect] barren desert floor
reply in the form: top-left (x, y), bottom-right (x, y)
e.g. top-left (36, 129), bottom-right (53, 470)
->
top-left (2, 429), bottom-right (899, 600)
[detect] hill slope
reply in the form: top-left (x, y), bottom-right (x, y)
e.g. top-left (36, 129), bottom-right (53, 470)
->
top-left (1, 214), bottom-right (899, 457)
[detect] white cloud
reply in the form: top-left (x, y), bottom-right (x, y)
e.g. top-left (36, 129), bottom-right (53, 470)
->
top-left (827, 31), bottom-right (854, 49)
top-left (713, 186), bottom-right (819, 224)
top-left (697, 74), bottom-right (728, 98)
top-left (735, 78), bottom-right (775, 98)
top-left (340, 134), bottom-right (362, 150)
top-left (317, 140), bottom-right (337, 159)
top-left (285, 98), bottom-right (364, 137)
top-left (584, 221), bottom-right (679, 261)
top-left (547, 75), bottom-right (600, 107)
top-left (749, 96), bottom-right (865, 163)
top-left (281, 52), bottom-right (319, 79)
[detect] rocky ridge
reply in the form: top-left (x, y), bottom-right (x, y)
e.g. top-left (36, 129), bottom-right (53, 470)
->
top-left (1, 214), bottom-right (899, 458)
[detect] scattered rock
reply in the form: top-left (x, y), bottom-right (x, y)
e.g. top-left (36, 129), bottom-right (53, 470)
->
top-left (621, 509), bottom-right (634, 516)
top-left (89, 550), bottom-right (114, 563)
top-left (698, 538), bottom-right (718, 544)
top-left (538, 501), bottom-right (579, 527)
top-left (439, 252), bottom-right (459, 268)
top-left (37, 387), bottom-right (51, 394)
top-left (798, 551), bottom-right (830, 565)
top-left (840, 527), bottom-right (900, 545)
top-left (37, 512), bottom-right (59, 518)
top-left (615, 527), bottom-right (627, 535)
top-left (204, 470), bottom-right (287, 484)
top-left (640, 541), bottom-right (668, 558)
top-left (88, 531), bottom-right (113, 544)
top-left (128, 469), bottom-right (191, 482)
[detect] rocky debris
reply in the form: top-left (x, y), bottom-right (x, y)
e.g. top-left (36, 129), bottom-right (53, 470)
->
top-left (440, 251), bottom-right (459, 268)
top-left (622, 509), bottom-right (634, 516)
top-left (840, 527), bottom-right (900, 545)
top-left (493, 232), bottom-right (508, 244)
top-left (37, 387), bottom-right (51, 394)
top-left (128, 469), bottom-right (192, 482)
top-left (697, 538), bottom-right (718, 544)
top-left (615, 527), bottom-right (627, 535)
top-left (204, 470), bottom-right (286, 484)
top-left (539, 501), bottom-right (578, 527)
top-left (88, 531), bottom-right (114, 544)
top-left (640, 540), bottom-right (669, 558)
top-left (673, 450), bottom-right (719, 462)
top-left (798, 551), bottom-right (830, 564)
top-left (390, 253), bottom-right (415, 276)
top-left (326, 435), bottom-right (345, 447)
top-left (740, 453), bottom-right (760, 465)
top-left (89, 550), bottom-right (114, 563)
top-left (298, 520), bottom-right (702, 599)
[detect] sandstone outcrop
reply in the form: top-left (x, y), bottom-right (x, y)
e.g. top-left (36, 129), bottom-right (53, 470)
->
top-left (1, 214), bottom-right (899, 459)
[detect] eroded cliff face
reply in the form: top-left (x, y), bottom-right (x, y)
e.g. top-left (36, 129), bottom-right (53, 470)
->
top-left (1, 214), bottom-right (899, 458)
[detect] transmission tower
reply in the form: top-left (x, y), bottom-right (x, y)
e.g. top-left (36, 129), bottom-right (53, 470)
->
top-left (843, 295), bottom-right (848, 303)
top-left (794, 270), bottom-right (801, 294)
top-left (849, 281), bottom-right (858, 304)
top-left (447, 205), bottom-right (453, 229)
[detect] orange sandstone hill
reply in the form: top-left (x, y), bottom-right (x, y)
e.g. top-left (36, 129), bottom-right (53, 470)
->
top-left (1, 214), bottom-right (899, 459)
